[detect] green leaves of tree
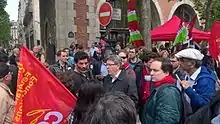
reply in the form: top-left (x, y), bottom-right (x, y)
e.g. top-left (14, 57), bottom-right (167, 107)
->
top-left (193, 0), bottom-right (220, 30)
top-left (0, 0), bottom-right (11, 46)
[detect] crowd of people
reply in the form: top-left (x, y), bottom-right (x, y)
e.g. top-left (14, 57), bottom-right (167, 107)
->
top-left (0, 41), bottom-right (220, 124)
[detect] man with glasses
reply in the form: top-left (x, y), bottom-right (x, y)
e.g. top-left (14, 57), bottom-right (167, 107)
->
top-left (0, 62), bottom-right (14, 124)
top-left (175, 48), bottom-right (216, 113)
top-left (103, 55), bottom-right (138, 106)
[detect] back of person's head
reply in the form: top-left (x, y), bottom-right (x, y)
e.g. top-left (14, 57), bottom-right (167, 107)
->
top-left (56, 71), bottom-right (75, 94)
top-left (74, 51), bottom-right (89, 64)
top-left (140, 51), bottom-right (158, 63)
top-left (201, 48), bottom-right (208, 55)
top-left (0, 52), bottom-right (8, 63)
top-left (152, 47), bottom-right (158, 53)
top-left (13, 48), bottom-right (19, 55)
top-left (74, 82), bottom-right (105, 123)
top-left (81, 92), bottom-right (136, 124)
top-left (77, 44), bottom-right (84, 50)
top-left (77, 82), bottom-right (105, 104)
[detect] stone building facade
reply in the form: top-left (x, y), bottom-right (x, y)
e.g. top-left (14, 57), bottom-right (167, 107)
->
top-left (10, 21), bottom-right (18, 45)
top-left (39, 0), bottom-right (200, 62)
top-left (21, 0), bottom-right (41, 49)
top-left (18, 0), bottom-right (27, 44)
top-left (40, 0), bottom-right (100, 51)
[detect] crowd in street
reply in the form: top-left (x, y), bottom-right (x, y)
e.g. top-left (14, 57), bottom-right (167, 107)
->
top-left (0, 41), bottom-right (220, 124)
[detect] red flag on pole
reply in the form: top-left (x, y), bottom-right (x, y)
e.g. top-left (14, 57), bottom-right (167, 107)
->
top-left (14, 46), bottom-right (76, 124)
top-left (188, 15), bottom-right (197, 39)
top-left (209, 21), bottom-right (220, 60)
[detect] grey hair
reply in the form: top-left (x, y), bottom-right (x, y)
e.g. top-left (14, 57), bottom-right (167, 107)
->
top-left (106, 55), bottom-right (122, 66)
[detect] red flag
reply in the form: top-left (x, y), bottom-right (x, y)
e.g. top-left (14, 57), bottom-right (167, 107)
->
top-left (209, 21), bottom-right (220, 60)
top-left (14, 46), bottom-right (76, 124)
top-left (128, 0), bottom-right (145, 47)
top-left (179, 17), bottom-right (184, 29)
top-left (188, 15), bottom-right (197, 38)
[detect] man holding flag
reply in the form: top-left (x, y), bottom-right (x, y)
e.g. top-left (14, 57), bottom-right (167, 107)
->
top-left (13, 46), bottom-right (76, 123)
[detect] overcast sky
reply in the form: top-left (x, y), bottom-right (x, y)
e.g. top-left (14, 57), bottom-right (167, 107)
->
top-left (5, 0), bottom-right (19, 21)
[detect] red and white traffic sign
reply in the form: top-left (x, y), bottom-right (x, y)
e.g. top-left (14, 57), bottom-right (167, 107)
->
top-left (98, 2), bottom-right (113, 27)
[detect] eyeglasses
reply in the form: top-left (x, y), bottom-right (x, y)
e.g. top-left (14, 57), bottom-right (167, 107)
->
top-left (129, 51), bottom-right (135, 53)
top-left (61, 55), bottom-right (68, 57)
top-left (106, 63), bottom-right (117, 66)
top-left (120, 56), bottom-right (127, 59)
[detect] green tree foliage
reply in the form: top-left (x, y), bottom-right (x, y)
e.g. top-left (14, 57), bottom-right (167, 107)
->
top-left (209, 0), bottom-right (220, 28)
top-left (0, 0), bottom-right (7, 8)
top-left (192, 0), bottom-right (220, 30)
top-left (0, 0), bottom-right (11, 46)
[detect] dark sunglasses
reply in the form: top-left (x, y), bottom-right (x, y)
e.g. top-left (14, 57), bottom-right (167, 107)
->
top-left (120, 56), bottom-right (127, 59)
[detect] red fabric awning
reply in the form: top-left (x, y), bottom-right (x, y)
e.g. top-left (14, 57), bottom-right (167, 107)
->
top-left (151, 16), bottom-right (210, 41)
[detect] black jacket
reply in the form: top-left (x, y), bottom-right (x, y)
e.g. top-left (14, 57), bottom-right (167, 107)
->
top-left (9, 64), bottom-right (18, 96)
top-left (103, 70), bottom-right (139, 106)
top-left (90, 58), bottom-right (102, 76)
top-left (133, 61), bottom-right (143, 92)
top-left (9, 54), bottom-right (17, 66)
top-left (48, 61), bottom-right (73, 76)
top-left (71, 70), bottom-right (96, 95)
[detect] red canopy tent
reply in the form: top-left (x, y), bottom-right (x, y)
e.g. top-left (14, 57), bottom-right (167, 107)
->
top-left (151, 16), bottom-right (210, 41)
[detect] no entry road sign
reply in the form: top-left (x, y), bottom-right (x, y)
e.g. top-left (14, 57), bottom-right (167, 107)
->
top-left (98, 2), bottom-right (113, 27)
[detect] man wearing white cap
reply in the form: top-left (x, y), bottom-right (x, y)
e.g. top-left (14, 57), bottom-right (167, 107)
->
top-left (175, 48), bottom-right (216, 113)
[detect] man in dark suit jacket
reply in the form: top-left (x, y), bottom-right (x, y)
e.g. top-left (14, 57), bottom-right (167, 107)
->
top-left (103, 55), bottom-right (138, 106)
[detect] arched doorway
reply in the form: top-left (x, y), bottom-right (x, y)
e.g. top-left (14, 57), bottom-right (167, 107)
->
top-left (174, 4), bottom-right (200, 29)
top-left (169, 2), bottom-right (201, 29)
top-left (151, 1), bottom-right (162, 29)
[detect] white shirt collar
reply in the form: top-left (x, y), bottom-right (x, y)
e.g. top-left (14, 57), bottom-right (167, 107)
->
top-left (115, 70), bottom-right (121, 78)
top-left (190, 67), bottom-right (201, 81)
top-left (112, 70), bottom-right (122, 82)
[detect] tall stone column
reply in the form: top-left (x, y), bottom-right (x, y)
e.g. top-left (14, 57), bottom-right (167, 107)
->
top-left (75, 0), bottom-right (89, 47)
top-left (87, 0), bottom-right (97, 47)
top-left (32, 0), bottom-right (41, 46)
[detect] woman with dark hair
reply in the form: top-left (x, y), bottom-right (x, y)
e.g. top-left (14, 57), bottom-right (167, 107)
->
top-left (70, 82), bottom-right (105, 124)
